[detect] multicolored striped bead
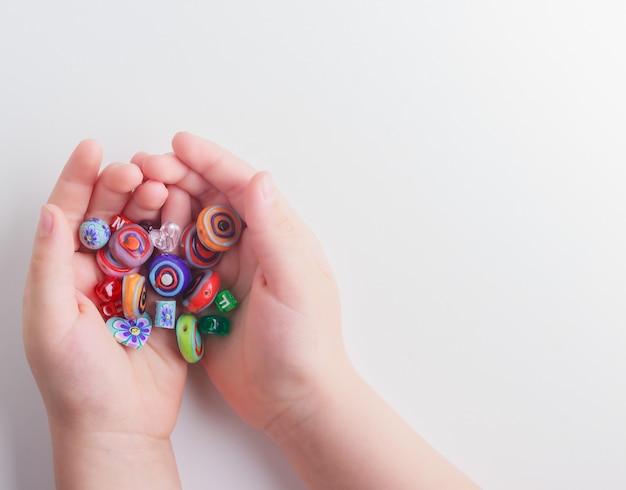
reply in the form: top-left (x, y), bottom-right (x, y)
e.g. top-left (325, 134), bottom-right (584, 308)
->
top-left (196, 205), bottom-right (242, 252)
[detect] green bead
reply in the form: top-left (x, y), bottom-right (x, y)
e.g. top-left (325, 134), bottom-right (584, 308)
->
top-left (198, 315), bottom-right (231, 336)
top-left (215, 290), bottom-right (239, 312)
top-left (175, 314), bottom-right (204, 363)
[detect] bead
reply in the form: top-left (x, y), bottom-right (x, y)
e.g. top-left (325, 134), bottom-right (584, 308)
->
top-left (100, 300), bottom-right (123, 320)
top-left (139, 220), bottom-right (154, 233)
top-left (180, 223), bottom-right (223, 269)
top-left (94, 276), bottom-right (122, 303)
top-left (147, 253), bottom-right (191, 298)
top-left (182, 270), bottom-right (221, 313)
top-left (149, 222), bottom-right (182, 253)
top-left (122, 273), bottom-right (147, 320)
top-left (196, 205), bottom-right (243, 252)
top-left (109, 223), bottom-right (155, 268)
top-left (96, 247), bottom-right (140, 278)
top-left (79, 218), bottom-right (111, 250)
top-left (155, 300), bottom-right (176, 329)
top-left (106, 313), bottom-right (152, 349)
top-left (176, 314), bottom-right (204, 363)
top-left (198, 315), bottom-right (231, 336)
top-left (109, 214), bottom-right (132, 232)
top-left (215, 290), bottom-right (239, 312)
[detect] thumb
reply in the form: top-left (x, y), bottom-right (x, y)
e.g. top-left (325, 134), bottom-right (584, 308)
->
top-left (23, 204), bottom-right (79, 339)
top-left (244, 172), bottom-right (311, 297)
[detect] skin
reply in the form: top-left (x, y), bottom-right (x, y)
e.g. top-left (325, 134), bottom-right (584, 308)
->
top-left (23, 132), bottom-right (480, 489)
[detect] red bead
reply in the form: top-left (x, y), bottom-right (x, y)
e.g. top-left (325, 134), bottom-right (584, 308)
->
top-left (95, 277), bottom-right (122, 303)
top-left (182, 271), bottom-right (221, 313)
top-left (110, 214), bottom-right (132, 232)
top-left (100, 300), bottom-right (124, 319)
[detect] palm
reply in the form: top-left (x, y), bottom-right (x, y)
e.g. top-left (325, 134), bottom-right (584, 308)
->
top-left (69, 250), bottom-right (187, 437)
top-left (139, 133), bottom-right (341, 431)
top-left (24, 140), bottom-right (188, 438)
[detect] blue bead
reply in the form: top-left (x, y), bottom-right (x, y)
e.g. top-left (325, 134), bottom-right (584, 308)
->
top-left (155, 300), bottom-right (176, 329)
top-left (79, 218), bottom-right (111, 250)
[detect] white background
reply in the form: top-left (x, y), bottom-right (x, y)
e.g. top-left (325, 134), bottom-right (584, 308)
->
top-left (1, 1), bottom-right (626, 489)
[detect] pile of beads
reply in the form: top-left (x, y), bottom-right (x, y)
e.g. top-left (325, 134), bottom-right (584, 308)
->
top-left (79, 205), bottom-right (243, 362)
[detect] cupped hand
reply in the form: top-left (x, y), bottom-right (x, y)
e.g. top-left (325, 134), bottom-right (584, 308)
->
top-left (139, 132), bottom-right (350, 433)
top-left (22, 140), bottom-right (188, 440)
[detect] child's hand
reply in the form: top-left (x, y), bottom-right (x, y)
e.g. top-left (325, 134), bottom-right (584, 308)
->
top-left (22, 140), bottom-right (185, 488)
top-left (139, 132), bottom-right (350, 434)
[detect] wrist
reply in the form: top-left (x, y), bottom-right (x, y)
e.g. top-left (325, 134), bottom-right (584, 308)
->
top-left (49, 423), bottom-right (181, 490)
top-left (264, 358), bottom-right (362, 453)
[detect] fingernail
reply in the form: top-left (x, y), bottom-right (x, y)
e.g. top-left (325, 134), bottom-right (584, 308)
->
top-left (38, 205), bottom-right (53, 236)
top-left (261, 173), bottom-right (274, 201)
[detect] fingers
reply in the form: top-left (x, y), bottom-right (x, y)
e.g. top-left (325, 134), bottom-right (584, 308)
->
top-left (48, 139), bottom-right (103, 230)
top-left (160, 185), bottom-right (193, 230)
top-left (173, 132), bottom-right (257, 212)
top-left (84, 163), bottom-right (143, 223)
top-left (24, 205), bottom-right (80, 342)
top-left (130, 151), bottom-right (149, 167)
top-left (244, 172), bottom-right (315, 301)
top-left (141, 153), bottom-right (213, 200)
top-left (122, 180), bottom-right (169, 223)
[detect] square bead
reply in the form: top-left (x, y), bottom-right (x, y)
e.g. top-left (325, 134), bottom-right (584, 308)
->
top-left (215, 290), bottom-right (238, 313)
top-left (155, 300), bottom-right (176, 329)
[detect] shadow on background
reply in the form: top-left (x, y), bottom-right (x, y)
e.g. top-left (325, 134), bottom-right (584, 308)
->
top-left (177, 363), bottom-right (307, 490)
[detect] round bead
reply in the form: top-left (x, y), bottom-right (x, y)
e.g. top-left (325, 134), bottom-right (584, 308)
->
top-left (182, 270), bottom-right (221, 313)
top-left (122, 273), bottom-right (147, 320)
top-left (79, 218), bottom-right (111, 250)
top-left (96, 247), bottom-right (140, 278)
top-left (196, 205), bottom-right (243, 252)
top-left (176, 314), bottom-right (204, 363)
top-left (147, 253), bottom-right (191, 298)
top-left (109, 223), bottom-right (154, 268)
top-left (180, 223), bottom-right (223, 269)
top-left (106, 313), bottom-right (152, 349)
top-left (198, 315), bottom-right (231, 336)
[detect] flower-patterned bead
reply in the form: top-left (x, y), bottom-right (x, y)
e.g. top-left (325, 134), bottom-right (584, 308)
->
top-left (106, 313), bottom-right (152, 349)
top-left (155, 300), bottom-right (176, 329)
top-left (176, 314), bottom-right (204, 363)
top-left (182, 270), bottom-right (221, 313)
top-left (121, 273), bottom-right (147, 320)
top-left (109, 223), bottom-right (155, 268)
top-left (180, 223), bottom-right (223, 269)
top-left (215, 290), bottom-right (239, 313)
top-left (196, 205), bottom-right (243, 252)
top-left (198, 315), bottom-right (231, 336)
top-left (147, 253), bottom-right (191, 298)
top-left (79, 218), bottom-right (111, 250)
top-left (96, 247), bottom-right (140, 278)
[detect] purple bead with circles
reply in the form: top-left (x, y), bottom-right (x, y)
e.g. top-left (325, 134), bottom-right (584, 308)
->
top-left (147, 253), bottom-right (191, 298)
top-left (109, 223), bottom-right (154, 268)
top-left (79, 218), bottom-right (111, 250)
top-left (96, 247), bottom-right (140, 279)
